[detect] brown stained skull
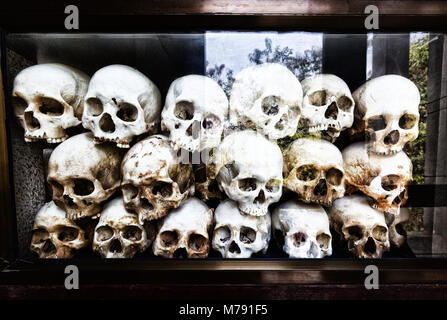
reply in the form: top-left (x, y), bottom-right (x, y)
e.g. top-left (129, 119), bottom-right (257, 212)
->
top-left (193, 163), bottom-right (225, 203)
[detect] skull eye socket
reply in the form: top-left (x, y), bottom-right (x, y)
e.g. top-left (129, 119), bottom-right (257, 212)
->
top-left (372, 226), bottom-right (388, 242)
top-left (122, 226), bottom-right (143, 241)
top-left (266, 179), bottom-right (281, 193)
top-left (381, 174), bottom-right (401, 191)
top-left (316, 233), bottom-right (331, 249)
top-left (117, 102), bottom-right (138, 122)
top-left (218, 162), bottom-right (240, 185)
top-left (96, 226), bottom-right (114, 242)
top-left (12, 96), bottom-right (27, 115)
top-left (38, 97), bottom-right (64, 116)
top-left (188, 233), bottom-right (207, 251)
top-left (57, 226), bottom-right (79, 242)
top-left (73, 178), bottom-right (95, 196)
top-left (399, 113), bottom-right (417, 129)
top-left (238, 178), bottom-right (258, 192)
top-left (150, 181), bottom-right (173, 197)
top-left (347, 225), bottom-right (363, 241)
top-left (122, 184), bottom-right (139, 200)
top-left (202, 114), bottom-right (221, 130)
top-left (49, 180), bottom-right (64, 197)
top-left (240, 227), bottom-right (256, 244)
top-left (215, 226), bottom-right (231, 243)
top-left (308, 90), bottom-right (327, 106)
top-left (86, 97), bottom-right (103, 116)
top-left (174, 101), bottom-right (194, 120)
top-left (262, 95), bottom-right (280, 115)
top-left (326, 168), bottom-right (343, 186)
top-left (160, 230), bottom-right (178, 247)
top-left (293, 232), bottom-right (307, 246)
top-left (367, 115), bottom-right (387, 131)
top-left (336, 95), bottom-right (353, 111)
top-left (395, 223), bottom-right (407, 236)
top-left (296, 165), bottom-right (317, 181)
top-left (32, 229), bottom-right (49, 244)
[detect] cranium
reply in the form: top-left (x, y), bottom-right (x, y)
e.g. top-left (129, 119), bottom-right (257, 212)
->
top-left (82, 64), bottom-right (161, 148)
top-left (121, 135), bottom-right (194, 223)
top-left (283, 138), bottom-right (345, 206)
top-left (47, 132), bottom-right (123, 220)
top-left (229, 63), bottom-right (303, 140)
top-left (93, 198), bottom-right (149, 258)
top-left (31, 201), bottom-right (90, 259)
top-left (214, 130), bottom-right (283, 216)
top-left (329, 194), bottom-right (390, 259)
top-left (301, 74), bottom-right (354, 141)
top-left (342, 142), bottom-right (412, 216)
top-left (350, 74), bottom-right (420, 155)
top-left (153, 197), bottom-right (213, 258)
top-left (12, 63), bottom-right (89, 143)
top-left (389, 207), bottom-right (409, 247)
top-left (161, 75), bottom-right (228, 152)
top-left (212, 199), bottom-right (271, 258)
top-left (272, 199), bottom-right (332, 258)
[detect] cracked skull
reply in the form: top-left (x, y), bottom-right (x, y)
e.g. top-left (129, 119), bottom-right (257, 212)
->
top-left (31, 201), bottom-right (90, 259)
top-left (121, 135), bottom-right (194, 223)
top-left (214, 130), bottom-right (283, 216)
top-left (12, 63), bottom-right (89, 143)
top-left (389, 207), bottom-right (409, 248)
top-left (161, 75), bottom-right (228, 152)
top-left (212, 199), bottom-right (271, 258)
top-left (283, 138), bottom-right (345, 206)
top-left (329, 194), bottom-right (390, 259)
top-left (82, 64), bottom-right (161, 148)
top-left (301, 74), bottom-right (354, 141)
top-left (350, 74), bottom-right (420, 155)
top-left (229, 63), bottom-right (303, 140)
top-left (153, 197), bottom-right (213, 258)
top-left (342, 142), bottom-right (412, 216)
top-left (272, 199), bottom-right (332, 259)
top-left (93, 198), bottom-right (149, 258)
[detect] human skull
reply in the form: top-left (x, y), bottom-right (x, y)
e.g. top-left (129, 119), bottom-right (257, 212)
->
top-left (121, 135), bottom-right (194, 223)
top-left (229, 63), bottom-right (302, 140)
top-left (301, 74), bottom-right (354, 141)
top-left (389, 207), bottom-right (410, 247)
top-left (212, 199), bottom-right (271, 258)
top-left (214, 130), bottom-right (283, 216)
top-left (47, 132), bottom-right (123, 220)
top-left (161, 75), bottom-right (228, 152)
top-left (329, 194), bottom-right (390, 259)
top-left (93, 198), bottom-right (149, 258)
top-left (342, 142), bottom-right (412, 216)
top-left (82, 64), bottom-right (161, 148)
top-left (12, 63), bottom-right (89, 143)
top-left (350, 74), bottom-right (420, 155)
top-left (272, 200), bottom-right (332, 258)
top-left (30, 201), bottom-right (90, 259)
top-left (193, 163), bottom-right (225, 203)
top-left (153, 198), bottom-right (213, 258)
top-left (283, 138), bottom-right (345, 206)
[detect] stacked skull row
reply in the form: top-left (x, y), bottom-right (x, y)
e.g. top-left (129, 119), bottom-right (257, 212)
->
top-left (12, 62), bottom-right (419, 259)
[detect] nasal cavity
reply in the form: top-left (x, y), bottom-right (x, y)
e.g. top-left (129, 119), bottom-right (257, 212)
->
top-left (99, 113), bottom-right (115, 133)
top-left (324, 102), bottom-right (338, 120)
top-left (364, 237), bottom-right (376, 255)
top-left (186, 120), bottom-right (200, 139)
top-left (25, 111), bottom-right (40, 130)
top-left (110, 239), bottom-right (122, 253)
top-left (384, 130), bottom-right (400, 145)
top-left (173, 247), bottom-right (188, 258)
top-left (254, 189), bottom-right (266, 204)
top-left (63, 195), bottom-right (78, 209)
top-left (229, 241), bottom-right (241, 254)
top-left (313, 179), bottom-right (327, 196)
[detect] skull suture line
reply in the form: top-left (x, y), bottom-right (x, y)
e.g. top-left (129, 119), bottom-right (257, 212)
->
top-left (229, 63), bottom-right (303, 140)
top-left (161, 75), bottom-right (228, 152)
top-left (329, 194), bottom-right (390, 259)
top-left (93, 198), bottom-right (149, 259)
top-left (12, 63), bottom-right (90, 143)
top-left (82, 64), bottom-right (161, 148)
top-left (283, 138), bottom-right (345, 207)
top-left (31, 201), bottom-right (90, 259)
top-left (301, 74), bottom-right (354, 142)
top-left (153, 197), bottom-right (213, 258)
top-left (272, 200), bottom-right (332, 259)
top-left (47, 133), bottom-right (123, 220)
top-left (214, 130), bottom-right (283, 216)
top-left (350, 74), bottom-right (420, 155)
top-left (212, 199), bottom-right (271, 258)
top-left (121, 135), bottom-right (194, 223)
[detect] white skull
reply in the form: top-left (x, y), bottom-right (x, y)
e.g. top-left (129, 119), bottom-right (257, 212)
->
top-left (161, 75), bottom-right (228, 152)
top-left (329, 194), bottom-right (390, 259)
top-left (301, 74), bottom-right (354, 141)
top-left (121, 135), bottom-right (194, 223)
top-left (212, 199), bottom-right (271, 258)
top-left (350, 74), bottom-right (420, 155)
top-left (389, 207), bottom-right (410, 247)
top-left (153, 197), bottom-right (213, 258)
top-left (342, 142), bottom-right (412, 216)
top-left (31, 201), bottom-right (90, 259)
top-left (12, 63), bottom-right (90, 143)
top-left (272, 200), bottom-right (332, 258)
top-left (93, 198), bottom-right (149, 259)
top-left (283, 138), bottom-right (345, 206)
top-left (214, 130), bottom-right (283, 216)
top-left (229, 63), bottom-right (303, 140)
top-left (82, 64), bottom-right (161, 148)
top-left (47, 133), bottom-right (123, 220)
